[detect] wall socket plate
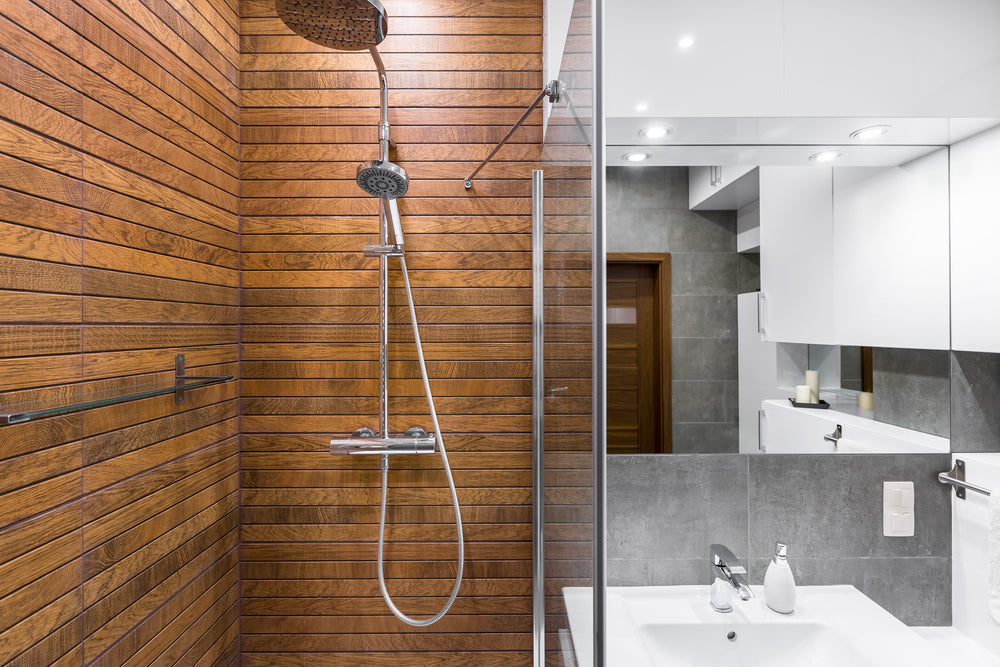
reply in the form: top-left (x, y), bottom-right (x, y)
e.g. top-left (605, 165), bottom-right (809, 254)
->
top-left (883, 481), bottom-right (915, 537)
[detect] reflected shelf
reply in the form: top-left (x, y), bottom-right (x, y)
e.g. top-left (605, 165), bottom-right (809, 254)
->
top-left (0, 354), bottom-right (233, 426)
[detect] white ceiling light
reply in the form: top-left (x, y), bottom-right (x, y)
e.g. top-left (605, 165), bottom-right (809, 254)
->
top-left (809, 150), bottom-right (843, 163)
top-left (635, 102), bottom-right (649, 112)
top-left (623, 151), bottom-right (652, 163)
top-left (639, 125), bottom-right (672, 139)
top-left (850, 125), bottom-right (892, 140)
top-left (678, 35), bottom-right (695, 49)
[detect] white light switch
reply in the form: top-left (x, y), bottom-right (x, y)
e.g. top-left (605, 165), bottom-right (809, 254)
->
top-left (883, 481), bottom-right (915, 537)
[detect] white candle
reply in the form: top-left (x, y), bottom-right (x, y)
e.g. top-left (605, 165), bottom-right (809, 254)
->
top-left (805, 370), bottom-right (820, 404)
top-left (795, 385), bottom-right (812, 404)
top-left (859, 391), bottom-right (874, 411)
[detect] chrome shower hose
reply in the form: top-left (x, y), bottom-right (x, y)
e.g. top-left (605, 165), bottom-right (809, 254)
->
top-left (376, 254), bottom-right (464, 627)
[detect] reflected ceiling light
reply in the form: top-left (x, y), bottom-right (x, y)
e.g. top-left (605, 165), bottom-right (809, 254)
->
top-left (850, 124), bottom-right (891, 140)
top-left (678, 35), bottom-right (695, 49)
top-left (623, 151), bottom-right (652, 162)
top-left (809, 150), bottom-right (843, 163)
top-left (635, 102), bottom-right (649, 112)
top-left (639, 125), bottom-right (672, 139)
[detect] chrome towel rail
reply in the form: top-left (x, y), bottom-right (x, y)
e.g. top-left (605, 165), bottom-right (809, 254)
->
top-left (938, 459), bottom-right (992, 499)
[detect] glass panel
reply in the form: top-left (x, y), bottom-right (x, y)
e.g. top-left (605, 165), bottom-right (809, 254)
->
top-left (541, 0), bottom-right (599, 664)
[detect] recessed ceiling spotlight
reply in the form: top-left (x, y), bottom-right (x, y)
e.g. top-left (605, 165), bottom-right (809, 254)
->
top-left (623, 151), bottom-right (652, 163)
top-left (639, 125), bottom-right (672, 139)
top-left (850, 125), bottom-right (891, 140)
top-left (809, 150), bottom-right (843, 163)
top-left (635, 102), bottom-right (649, 112)
top-left (678, 35), bottom-right (695, 49)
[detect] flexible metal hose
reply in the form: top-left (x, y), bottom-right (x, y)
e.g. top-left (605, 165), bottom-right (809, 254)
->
top-left (375, 254), bottom-right (464, 627)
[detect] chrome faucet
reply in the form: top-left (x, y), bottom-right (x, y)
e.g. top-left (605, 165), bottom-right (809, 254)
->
top-left (709, 543), bottom-right (755, 612)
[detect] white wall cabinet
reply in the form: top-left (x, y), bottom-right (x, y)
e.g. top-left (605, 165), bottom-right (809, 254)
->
top-left (688, 166), bottom-right (757, 210)
top-left (951, 125), bottom-right (1000, 353)
top-left (758, 167), bottom-right (836, 344)
top-left (759, 154), bottom-right (950, 349)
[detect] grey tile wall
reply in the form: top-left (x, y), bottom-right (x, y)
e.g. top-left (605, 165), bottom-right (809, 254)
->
top-left (951, 350), bottom-right (1000, 452)
top-left (607, 454), bottom-right (952, 625)
top-left (873, 348), bottom-right (950, 437)
top-left (608, 167), bottom-right (740, 453)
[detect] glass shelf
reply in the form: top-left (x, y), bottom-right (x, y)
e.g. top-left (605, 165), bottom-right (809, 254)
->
top-left (0, 355), bottom-right (234, 426)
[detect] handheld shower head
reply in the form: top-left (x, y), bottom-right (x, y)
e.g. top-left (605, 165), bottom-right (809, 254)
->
top-left (274, 0), bottom-right (387, 50)
top-left (357, 159), bottom-right (408, 199)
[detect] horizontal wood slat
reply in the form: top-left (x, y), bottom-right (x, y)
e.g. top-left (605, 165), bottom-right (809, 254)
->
top-left (241, 0), bottom-right (542, 663)
top-left (0, 0), bottom-right (241, 662)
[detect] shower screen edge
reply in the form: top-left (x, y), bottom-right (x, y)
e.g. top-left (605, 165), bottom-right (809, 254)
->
top-left (532, 170), bottom-right (545, 667)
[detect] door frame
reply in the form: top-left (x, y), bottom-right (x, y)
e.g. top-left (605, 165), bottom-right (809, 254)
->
top-left (606, 252), bottom-right (671, 453)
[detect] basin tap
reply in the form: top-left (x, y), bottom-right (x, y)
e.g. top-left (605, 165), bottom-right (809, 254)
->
top-left (709, 543), bottom-right (755, 612)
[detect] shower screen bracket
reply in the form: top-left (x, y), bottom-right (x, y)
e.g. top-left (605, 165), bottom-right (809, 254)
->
top-left (464, 79), bottom-right (562, 190)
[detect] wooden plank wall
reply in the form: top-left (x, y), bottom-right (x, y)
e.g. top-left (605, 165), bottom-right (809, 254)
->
top-left (541, 0), bottom-right (595, 664)
top-left (239, 0), bottom-right (543, 663)
top-left (0, 0), bottom-right (241, 663)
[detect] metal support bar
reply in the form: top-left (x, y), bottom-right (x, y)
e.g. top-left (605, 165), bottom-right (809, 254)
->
top-left (939, 459), bottom-right (992, 499)
top-left (531, 170), bottom-right (545, 667)
top-left (465, 80), bottom-right (562, 190)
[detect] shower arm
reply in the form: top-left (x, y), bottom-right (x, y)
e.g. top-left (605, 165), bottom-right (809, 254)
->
top-left (369, 46), bottom-right (390, 162)
top-left (464, 79), bottom-right (562, 190)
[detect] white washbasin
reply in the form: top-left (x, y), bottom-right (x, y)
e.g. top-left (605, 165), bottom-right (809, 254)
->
top-left (563, 585), bottom-right (947, 667)
top-left (639, 622), bottom-right (865, 667)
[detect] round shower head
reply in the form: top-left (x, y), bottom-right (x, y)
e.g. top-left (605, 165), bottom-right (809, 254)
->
top-left (357, 160), bottom-right (409, 199)
top-left (275, 0), bottom-right (388, 51)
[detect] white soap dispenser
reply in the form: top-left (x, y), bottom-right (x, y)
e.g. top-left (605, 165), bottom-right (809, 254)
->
top-left (763, 541), bottom-right (796, 614)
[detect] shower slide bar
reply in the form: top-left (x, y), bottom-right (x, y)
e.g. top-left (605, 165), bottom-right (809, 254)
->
top-left (0, 354), bottom-right (233, 426)
top-left (939, 459), bottom-right (993, 499)
top-left (464, 79), bottom-right (562, 190)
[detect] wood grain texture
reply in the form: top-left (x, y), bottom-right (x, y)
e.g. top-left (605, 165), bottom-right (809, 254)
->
top-left (240, 0), bottom-right (541, 663)
top-left (0, 0), bottom-right (240, 663)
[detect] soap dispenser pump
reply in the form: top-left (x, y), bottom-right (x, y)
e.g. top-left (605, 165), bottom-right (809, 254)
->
top-left (763, 541), bottom-right (796, 614)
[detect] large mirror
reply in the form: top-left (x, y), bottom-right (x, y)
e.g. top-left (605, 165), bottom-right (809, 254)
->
top-left (605, 118), bottom-right (999, 454)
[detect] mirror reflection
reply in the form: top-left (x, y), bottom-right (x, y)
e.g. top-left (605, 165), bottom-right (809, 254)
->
top-left (605, 121), bottom-right (998, 454)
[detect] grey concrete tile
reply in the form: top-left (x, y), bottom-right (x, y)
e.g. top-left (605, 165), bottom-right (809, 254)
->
top-left (873, 348), bottom-right (950, 437)
top-left (607, 455), bottom-right (749, 561)
top-left (672, 381), bottom-right (738, 423)
top-left (672, 422), bottom-right (739, 454)
top-left (671, 253), bottom-right (737, 295)
top-left (747, 557), bottom-right (951, 626)
top-left (672, 338), bottom-right (738, 381)
top-left (666, 209), bottom-right (737, 253)
top-left (608, 558), bottom-right (706, 587)
top-left (737, 252), bottom-right (761, 293)
top-left (607, 166), bottom-right (690, 211)
top-left (747, 454), bottom-right (952, 560)
top-left (671, 296), bottom-right (737, 338)
top-left (951, 351), bottom-right (1000, 453)
top-left (606, 207), bottom-right (669, 253)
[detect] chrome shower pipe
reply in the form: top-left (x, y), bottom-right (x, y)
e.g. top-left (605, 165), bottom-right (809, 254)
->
top-left (370, 46), bottom-right (390, 162)
top-left (379, 198), bottom-right (389, 436)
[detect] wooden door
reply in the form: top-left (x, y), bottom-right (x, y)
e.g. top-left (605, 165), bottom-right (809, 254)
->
top-left (607, 255), bottom-right (671, 453)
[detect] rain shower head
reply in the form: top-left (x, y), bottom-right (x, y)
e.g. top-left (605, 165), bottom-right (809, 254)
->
top-left (357, 159), bottom-right (409, 199)
top-left (276, 0), bottom-right (406, 200)
top-left (274, 0), bottom-right (388, 50)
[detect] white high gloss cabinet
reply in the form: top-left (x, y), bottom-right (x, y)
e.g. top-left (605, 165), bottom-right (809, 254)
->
top-left (688, 166), bottom-right (757, 210)
top-left (605, 0), bottom-right (1000, 118)
top-left (759, 153), bottom-right (950, 349)
top-left (951, 124), bottom-right (1000, 353)
top-left (758, 167), bottom-right (835, 345)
